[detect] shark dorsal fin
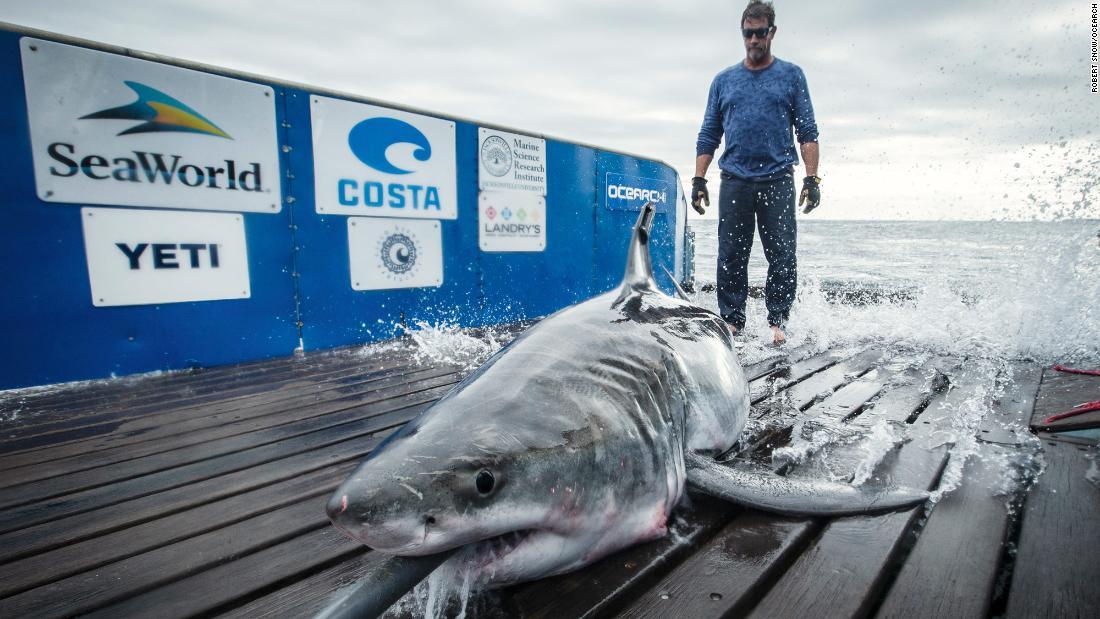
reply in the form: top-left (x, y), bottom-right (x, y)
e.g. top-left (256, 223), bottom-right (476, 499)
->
top-left (617, 202), bottom-right (657, 301)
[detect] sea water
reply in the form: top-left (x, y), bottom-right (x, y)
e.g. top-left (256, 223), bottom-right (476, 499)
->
top-left (689, 219), bottom-right (1100, 367)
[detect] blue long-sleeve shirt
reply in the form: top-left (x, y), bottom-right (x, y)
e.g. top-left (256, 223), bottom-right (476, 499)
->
top-left (696, 57), bottom-right (818, 179)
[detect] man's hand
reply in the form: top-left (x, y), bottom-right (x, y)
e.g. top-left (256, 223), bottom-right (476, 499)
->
top-left (690, 177), bottom-right (709, 215)
top-left (799, 175), bottom-right (821, 213)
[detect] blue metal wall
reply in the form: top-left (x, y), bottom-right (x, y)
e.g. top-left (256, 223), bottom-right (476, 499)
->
top-left (0, 25), bottom-right (687, 390)
top-left (0, 29), bottom-right (300, 389)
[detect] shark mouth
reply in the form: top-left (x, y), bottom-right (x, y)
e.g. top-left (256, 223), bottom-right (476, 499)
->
top-left (467, 529), bottom-right (539, 569)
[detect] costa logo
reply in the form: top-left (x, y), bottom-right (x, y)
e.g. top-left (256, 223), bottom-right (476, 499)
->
top-left (348, 117), bottom-right (430, 175)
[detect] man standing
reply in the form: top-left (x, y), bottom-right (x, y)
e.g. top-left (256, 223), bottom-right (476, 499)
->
top-left (692, 0), bottom-right (820, 345)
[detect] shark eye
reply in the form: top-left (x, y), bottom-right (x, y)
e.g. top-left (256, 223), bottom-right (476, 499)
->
top-left (475, 469), bottom-right (495, 495)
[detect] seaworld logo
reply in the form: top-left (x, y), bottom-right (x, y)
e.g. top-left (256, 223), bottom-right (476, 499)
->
top-left (348, 117), bottom-right (431, 174)
top-left (81, 81), bottom-right (232, 139)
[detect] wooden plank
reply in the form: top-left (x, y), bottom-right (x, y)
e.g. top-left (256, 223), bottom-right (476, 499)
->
top-left (1005, 439), bottom-right (1100, 617)
top-left (0, 363), bottom-right (453, 474)
top-left (746, 372), bottom-right (992, 618)
top-left (874, 362), bottom-right (1038, 617)
top-left (800, 368), bottom-right (889, 424)
top-left (875, 443), bottom-right (1016, 618)
top-left (0, 350), bottom-right (324, 417)
top-left (0, 420), bottom-right (404, 562)
top-left (0, 497), bottom-right (331, 618)
top-left (977, 362), bottom-right (1042, 445)
top-left (0, 363), bottom-right (398, 455)
top-left (0, 354), bottom-right (429, 455)
top-left (218, 549), bottom-right (385, 619)
top-left (849, 362), bottom-right (950, 427)
top-left (0, 460), bottom-right (355, 597)
top-left (0, 370), bottom-right (461, 492)
top-left (507, 496), bottom-right (737, 619)
top-left (0, 349), bottom-right (399, 432)
top-left (1030, 367), bottom-right (1100, 433)
top-left (0, 396), bottom-right (425, 536)
top-left (742, 343), bottom-right (820, 382)
top-left (5, 321), bottom-right (528, 423)
top-left (740, 359), bottom-right (892, 460)
top-left (747, 348), bottom-right (849, 405)
top-left (0, 384), bottom-right (449, 515)
top-left (753, 348), bottom-right (884, 414)
top-left (83, 527), bottom-right (369, 619)
top-left (748, 452), bottom-right (947, 618)
top-left (615, 513), bottom-right (818, 619)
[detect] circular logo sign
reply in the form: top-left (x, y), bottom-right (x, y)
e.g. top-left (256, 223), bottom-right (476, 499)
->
top-left (480, 135), bottom-right (513, 177)
top-left (379, 232), bottom-right (417, 275)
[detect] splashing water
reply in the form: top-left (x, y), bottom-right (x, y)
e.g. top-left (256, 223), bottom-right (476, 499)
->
top-left (849, 418), bottom-right (908, 487)
top-left (691, 220), bottom-right (1097, 508)
top-left (359, 320), bottom-right (511, 374)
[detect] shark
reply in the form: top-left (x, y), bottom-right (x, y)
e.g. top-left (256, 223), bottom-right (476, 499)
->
top-left (324, 202), bottom-right (927, 599)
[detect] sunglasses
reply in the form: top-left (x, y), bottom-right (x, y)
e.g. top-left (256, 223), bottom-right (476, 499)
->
top-left (742, 26), bottom-right (773, 39)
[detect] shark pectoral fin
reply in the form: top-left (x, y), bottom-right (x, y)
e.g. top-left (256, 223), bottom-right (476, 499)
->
top-left (684, 452), bottom-right (929, 517)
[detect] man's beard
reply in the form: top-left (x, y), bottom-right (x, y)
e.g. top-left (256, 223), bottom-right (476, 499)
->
top-left (747, 44), bottom-right (768, 62)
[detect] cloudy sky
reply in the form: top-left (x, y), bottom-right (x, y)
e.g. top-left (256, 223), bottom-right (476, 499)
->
top-left (4, 0), bottom-right (1097, 221)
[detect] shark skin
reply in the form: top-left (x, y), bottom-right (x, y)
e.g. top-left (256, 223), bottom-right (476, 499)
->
top-left (325, 203), bottom-right (927, 592)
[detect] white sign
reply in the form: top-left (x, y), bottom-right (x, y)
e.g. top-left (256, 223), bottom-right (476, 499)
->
top-left (81, 207), bottom-right (251, 306)
top-left (312, 97), bottom-right (457, 219)
top-left (478, 128), bottom-right (547, 195)
top-left (21, 38), bottom-right (282, 213)
top-left (479, 191), bottom-right (546, 252)
top-left (348, 217), bottom-right (443, 290)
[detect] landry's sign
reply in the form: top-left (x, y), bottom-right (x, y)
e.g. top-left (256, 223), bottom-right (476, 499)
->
top-left (20, 38), bottom-right (282, 213)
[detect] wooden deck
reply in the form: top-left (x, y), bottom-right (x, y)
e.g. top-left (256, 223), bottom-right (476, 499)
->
top-left (1, 330), bottom-right (1097, 618)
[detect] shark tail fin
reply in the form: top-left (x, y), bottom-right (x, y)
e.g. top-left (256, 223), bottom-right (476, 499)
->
top-left (618, 202), bottom-right (658, 299)
top-left (685, 452), bottom-right (929, 517)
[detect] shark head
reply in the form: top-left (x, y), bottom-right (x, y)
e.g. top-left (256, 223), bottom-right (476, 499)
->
top-left (325, 345), bottom-right (681, 585)
top-left (327, 419), bottom-right (547, 555)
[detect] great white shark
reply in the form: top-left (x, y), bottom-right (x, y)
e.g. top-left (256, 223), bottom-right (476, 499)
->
top-left (325, 203), bottom-right (927, 592)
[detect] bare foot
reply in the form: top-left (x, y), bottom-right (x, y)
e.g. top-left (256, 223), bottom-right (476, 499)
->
top-left (771, 325), bottom-right (786, 346)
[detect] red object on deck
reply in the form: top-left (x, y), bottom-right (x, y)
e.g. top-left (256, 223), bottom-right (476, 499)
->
top-left (1053, 365), bottom-right (1100, 377)
top-left (1043, 365), bottom-right (1100, 424)
top-left (1043, 400), bottom-right (1100, 425)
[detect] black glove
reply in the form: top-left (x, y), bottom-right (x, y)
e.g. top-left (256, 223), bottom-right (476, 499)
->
top-left (690, 177), bottom-right (709, 215)
top-left (799, 175), bottom-right (821, 213)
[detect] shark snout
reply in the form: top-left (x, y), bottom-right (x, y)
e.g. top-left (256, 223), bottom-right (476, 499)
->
top-left (325, 480), bottom-right (441, 554)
